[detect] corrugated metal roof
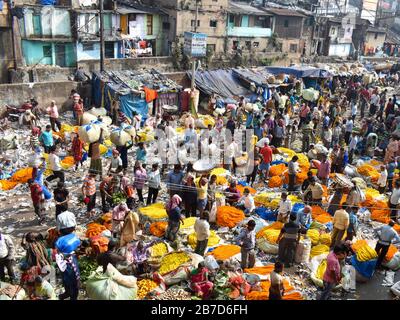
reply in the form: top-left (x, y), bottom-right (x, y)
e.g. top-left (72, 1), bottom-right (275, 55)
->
top-left (262, 7), bottom-right (305, 17)
top-left (116, 5), bottom-right (150, 14)
top-left (366, 26), bottom-right (387, 34)
top-left (228, 1), bottom-right (272, 16)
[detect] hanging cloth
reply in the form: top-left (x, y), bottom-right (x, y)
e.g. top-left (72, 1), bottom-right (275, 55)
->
top-left (143, 86), bottom-right (158, 103)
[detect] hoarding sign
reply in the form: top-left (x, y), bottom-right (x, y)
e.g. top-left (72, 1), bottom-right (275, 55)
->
top-left (184, 32), bottom-right (207, 57)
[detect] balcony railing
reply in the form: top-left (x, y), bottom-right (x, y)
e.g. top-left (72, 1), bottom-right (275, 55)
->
top-left (227, 26), bottom-right (272, 37)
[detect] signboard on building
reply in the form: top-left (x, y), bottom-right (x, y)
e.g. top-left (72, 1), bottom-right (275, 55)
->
top-left (184, 32), bottom-right (207, 57)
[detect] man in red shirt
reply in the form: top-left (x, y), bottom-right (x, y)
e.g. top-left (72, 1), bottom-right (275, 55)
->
top-left (28, 179), bottom-right (45, 224)
top-left (259, 142), bottom-right (273, 181)
top-left (318, 245), bottom-right (346, 300)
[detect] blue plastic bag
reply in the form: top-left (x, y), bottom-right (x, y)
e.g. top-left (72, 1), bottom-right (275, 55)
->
top-left (254, 207), bottom-right (277, 221)
top-left (351, 256), bottom-right (377, 279)
top-left (41, 184), bottom-right (52, 200)
top-left (238, 180), bottom-right (248, 187)
top-left (292, 203), bottom-right (305, 216)
top-left (55, 234), bottom-right (81, 255)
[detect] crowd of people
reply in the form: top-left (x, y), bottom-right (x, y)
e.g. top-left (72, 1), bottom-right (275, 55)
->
top-left (1, 69), bottom-right (400, 301)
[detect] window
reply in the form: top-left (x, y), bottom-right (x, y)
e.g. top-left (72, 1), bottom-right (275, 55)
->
top-left (229, 15), bottom-right (234, 24)
top-left (289, 43), bottom-right (298, 53)
top-left (375, 33), bottom-right (379, 39)
top-left (207, 44), bottom-right (216, 52)
top-left (105, 42), bottom-right (114, 58)
top-left (82, 43), bottom-right (94, 51)
top-left (210, 20), bottom-right (217, 28)
top-left (253, 42), bottom-right (259, 48)
top-left (233, 40), bottom-right (239, 50)
top-left (245, 41), bottom-right (251, 50)
top-left (129, 14), bottom-right (136, 21)
top-left (191, 20), bottom-right (200, 27)
top-left (284, 19), bottom-right (289, 27)
top-left (43, 45), bottom-right (52, 58)
top-left (147, 15), bottom-right (153, 35)
top-left (163, 22), bottom-right (170, 30)
top-left (330, 27), bottom-right (336, 35)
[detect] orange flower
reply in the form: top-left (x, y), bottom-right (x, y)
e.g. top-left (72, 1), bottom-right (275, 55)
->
top-left (216, 206), bottom-right (245, 228)
top-left (149, 221), bottom-right (168, 237)
top-left (394, 224), bottom-right (400, 234)
top-left (244, 265), bottom-right (275, 275)
top-left (237, 185), bottom-right (256, 195)
top-left (315, 214), bottom-right (333, 224)
top-left (385, 244), bottom-right (398, 262)
top-left (86, 223), bottom-right (106, 238)
top-left (269, 164), bottom-right (286, 176)
top-left (311, 206), bottom-right (329, 219)
top-left (268, 176), bottom-right (283, 188)
top-left (371, 209), bottom-right (391, 224)
top-left (10, 168), bottom-right (33, 183)
top-left (209, 245), bottom-right (241, 260)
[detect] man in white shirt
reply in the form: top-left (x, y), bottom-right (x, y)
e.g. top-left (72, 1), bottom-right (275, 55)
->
top-left (377, 165), bottom-right (388, 194)
top-left (278, 192), bottom-right (292, 223)
top-left (389, 180), bottom-right (400, 220)
top-left (225, 139), bottom-right (240, 172)
top-left (348, 132), bottom-right (359, 164)
top-left (46, 146), bottom-right (65, 184)
top-left (351, 101), bottom-right (358, 120)
top-left (344, 118), bottom-right (353, 144)
top-left (194, 212), bottom-right (210, 256)
top-left (370, 93), bottom-right (380, 116)
top-left (0, 230), bottom-right (16, 283)
top-left (56, 211), bottom-right (77, 235)
top-left (238, 188), bottom-right (255, 214)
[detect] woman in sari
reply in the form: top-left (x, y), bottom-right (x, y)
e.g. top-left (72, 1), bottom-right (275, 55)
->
top-left (190, 262), bottom-right (214, 299)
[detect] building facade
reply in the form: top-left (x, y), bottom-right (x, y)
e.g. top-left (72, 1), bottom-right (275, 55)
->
top-left (227, 1), bottom-right (272, 56)
top-left (0, 0), bottom-right (15, 82)
top-left (13, 0), bottom-right (167, 67)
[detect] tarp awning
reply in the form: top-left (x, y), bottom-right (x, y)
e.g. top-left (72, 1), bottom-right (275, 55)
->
top-left (263, 66), bottom-right (332, 78)
top-left (116, 5), bottom-right (149, 14)
top-left (187, 69), bottom-right (252, 99)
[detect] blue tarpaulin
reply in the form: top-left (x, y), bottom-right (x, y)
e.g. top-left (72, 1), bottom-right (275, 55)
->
top-left (351, 256), bottom-right (377, 279)
top-left (254, 207), bottom-right (277, 221)
top-left (119, 94), bottom-right (148, 118)
top-left (264, 66), bottom-right (331, 78)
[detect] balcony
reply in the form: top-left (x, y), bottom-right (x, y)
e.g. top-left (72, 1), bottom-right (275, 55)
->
top-left (227, 27), bottom-right (272, 38)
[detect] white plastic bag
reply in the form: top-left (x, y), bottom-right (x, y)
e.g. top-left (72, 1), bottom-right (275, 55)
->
top-left (342, 265), bottom-right (356, 291)
top-left (391, 281), bottom-right (400, 297)
top-left (383, 252), bottom-right (400, 271)
top-left (209, 202), bottom-right (217, 223)
top-left (204, 255), bottom-right (219, 271)
top-left (256, 238), bottom-right (278, 254)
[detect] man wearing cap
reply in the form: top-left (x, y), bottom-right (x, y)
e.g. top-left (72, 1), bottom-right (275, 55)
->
top-left (0, 229), bottom-right (16, 283)
top-left (296, 205), bottom-right (313, 232)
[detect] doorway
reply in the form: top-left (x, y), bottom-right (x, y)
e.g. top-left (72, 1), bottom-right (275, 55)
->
top-left (55, 44), bottom-right (66, 67)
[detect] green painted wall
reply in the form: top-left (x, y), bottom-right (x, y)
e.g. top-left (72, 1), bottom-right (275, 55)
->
top-left (21, 40), bottom-right (76, 67)
top-left (22, 40), bottom-right (52, 65)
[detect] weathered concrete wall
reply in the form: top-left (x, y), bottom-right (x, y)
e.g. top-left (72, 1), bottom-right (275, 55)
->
top-left (0, 81), bottom-right (79, 112)
top-left (164, 72), bottom-right (190, 88)
top-left (78, 56), bottom-right (176, 73)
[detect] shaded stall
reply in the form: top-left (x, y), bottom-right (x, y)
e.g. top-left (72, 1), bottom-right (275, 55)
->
top-left (92, 69), bottom-right (183, 121)
top-left (187, 69), bottom-right (252, 101)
